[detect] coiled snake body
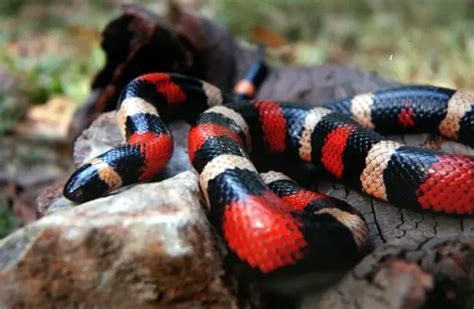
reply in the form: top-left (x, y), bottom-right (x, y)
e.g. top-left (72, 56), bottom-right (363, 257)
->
top-left (64, 73), bottom-right (474, 273)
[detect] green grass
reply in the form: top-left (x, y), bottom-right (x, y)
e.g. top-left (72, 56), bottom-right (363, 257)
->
top-left (0, 201), bottom-right (17, 238)
top-left (0, 0), bottom-right (112, 135)
top-left (209, 0), bottom-right (474, 89)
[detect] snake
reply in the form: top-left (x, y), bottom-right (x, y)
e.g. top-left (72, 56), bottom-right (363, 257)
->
top-left (63, 72), bottom-right (474, 274)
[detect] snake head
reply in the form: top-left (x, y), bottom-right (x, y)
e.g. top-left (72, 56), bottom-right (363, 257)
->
top-left (63, 162), bottom-right (112, 203)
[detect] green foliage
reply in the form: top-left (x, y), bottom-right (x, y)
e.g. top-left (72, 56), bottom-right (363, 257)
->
top-left (210, 0), bottom-right (474, 89)
top-left (0, 94), bottom-right (23, 135)
top-left (0, 1), bottom-right (109, 136)
top-left (0, 201), bottom-right (16, 239)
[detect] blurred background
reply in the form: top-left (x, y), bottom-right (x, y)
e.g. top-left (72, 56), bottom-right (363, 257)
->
top-left (0, 0), bottom-right (473, 237)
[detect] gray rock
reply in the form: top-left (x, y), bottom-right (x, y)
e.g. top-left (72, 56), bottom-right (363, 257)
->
top-left (0, 172), bottom-right (246, 307)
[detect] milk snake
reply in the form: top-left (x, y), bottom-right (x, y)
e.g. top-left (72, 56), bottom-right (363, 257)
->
top-left (64, 72), bottom-right (474, 274)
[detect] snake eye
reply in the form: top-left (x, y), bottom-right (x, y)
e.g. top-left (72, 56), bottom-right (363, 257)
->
top-left (63, 164), bottom-right (109, 203)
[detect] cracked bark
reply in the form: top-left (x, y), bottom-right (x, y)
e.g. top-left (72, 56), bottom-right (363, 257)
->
top-left (67, 6), bottom-right (474, 308)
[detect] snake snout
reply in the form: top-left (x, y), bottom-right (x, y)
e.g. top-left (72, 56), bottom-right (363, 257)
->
top-left (63, 163), bottom-right (110, 203)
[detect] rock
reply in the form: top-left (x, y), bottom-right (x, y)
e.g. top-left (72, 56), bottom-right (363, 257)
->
top-left (35, 180), bottom-right (67, 216)
top-left (0, 172), bottom-right (248, 307)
